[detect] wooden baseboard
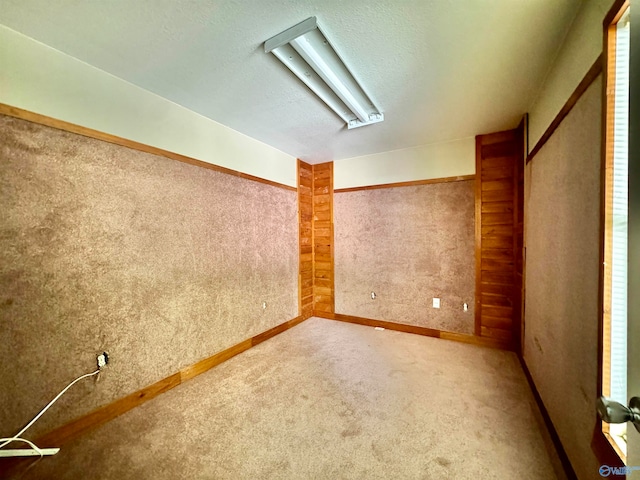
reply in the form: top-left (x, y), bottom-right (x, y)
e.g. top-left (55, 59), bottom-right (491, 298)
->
top-left (316, 312), bottom-right (512, 350)
top-left (5, 315), bottom-right (306, 464)
top-left (518, 356), bottom-right (577, 480)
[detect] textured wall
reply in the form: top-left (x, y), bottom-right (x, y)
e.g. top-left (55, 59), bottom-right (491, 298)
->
top-left (0, 115), bottom-right (298, 438)
top-left (334, 180), bottom-right (475, 334)
top-left (523, 77), bottom-right (602, 479)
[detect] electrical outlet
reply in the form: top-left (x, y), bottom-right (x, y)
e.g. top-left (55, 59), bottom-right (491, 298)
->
top-left (463, 303), bottom-right (468, 312)
top-left (261, 301), bottom-right (267, 310)
top-left (97, 352), bottom-right (109, 369)
top-left (433, 298), bottom-right (440, 308)
top-left (371, 292), bottom-right (377, 300)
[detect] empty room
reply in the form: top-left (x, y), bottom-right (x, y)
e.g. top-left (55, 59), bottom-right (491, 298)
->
top-left (1, 1), bottom-right (638, 479)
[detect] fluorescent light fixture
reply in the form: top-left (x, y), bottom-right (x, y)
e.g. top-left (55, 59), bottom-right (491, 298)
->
top-left (265, 17), bottom-right (384, 129)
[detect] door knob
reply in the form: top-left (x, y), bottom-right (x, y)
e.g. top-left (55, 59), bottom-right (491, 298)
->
top-left (597, 396), bottom-right (640, 433)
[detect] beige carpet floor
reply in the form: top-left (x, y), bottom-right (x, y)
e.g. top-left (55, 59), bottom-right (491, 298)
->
top-left (12, 317), bottom-right (558, 479)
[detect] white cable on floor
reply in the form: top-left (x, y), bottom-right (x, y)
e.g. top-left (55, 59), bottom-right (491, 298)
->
top-left (0, 369), bottom-right (100, 452)
top-left (0, 438), bottom-right (44, 457)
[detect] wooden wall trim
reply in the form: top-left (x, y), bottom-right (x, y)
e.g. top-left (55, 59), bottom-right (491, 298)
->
top-left (526, 55), bottom-right (604, 164)
top-left (19, 315), bottom-right (306, 453)
top-left (603, 0), bottom-right (629, 28)
top-left (312, 162), bottom-right (335, 314)
top-left (316, 312), bottom-right (512, 351)
top-left (334, 174), bottom-right (475, 193)
top-left (0, 103), bottom-right (296, 192)
top-left (518, 357), bottom-right (578, 480)
top-left (298, 160), bottom-right (314, 319)
top-left (474, 137), bottom-right (483, 337)
top-left (513, 119), bottom-right (525, 356)
top-left (475, 128), bottom-right (522, 347)
top-left (599, 0), bottom-right (621, 414)
top-left (594, 0), bottom-right (630, 468)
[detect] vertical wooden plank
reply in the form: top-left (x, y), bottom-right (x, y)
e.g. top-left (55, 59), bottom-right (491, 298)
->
top-left (475, 128), bottom-right (523, 347)
top-left (298, 159), bottom-right (314, 319)
top-left (311, 162), bottom-right (316, 317)
top-left (512, 119), bottom-right (525, 354)
top-left (475, 136), bottom-right (483, 336)
top-left (297, 160), bottom-right (302, 316)
top-left (328, 162), bottom-right (335, 313)
top-left (312, 162), bottom-right (335, 315)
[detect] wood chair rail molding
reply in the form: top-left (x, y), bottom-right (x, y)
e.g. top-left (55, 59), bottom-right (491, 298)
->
top-left (334, 174), bottom-right (475, 193)
top-left (0, 104), bottom-right (296, 192)
top-left (526, 55), bottom-right (603, 165)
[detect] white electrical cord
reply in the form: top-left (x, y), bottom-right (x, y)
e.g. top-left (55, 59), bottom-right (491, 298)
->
top-left (0, 438), bottom-right (44, 457)
top-left (0, 438), bottom-right (48, 480)
top-left (0, 369), bottom-right (100, 453)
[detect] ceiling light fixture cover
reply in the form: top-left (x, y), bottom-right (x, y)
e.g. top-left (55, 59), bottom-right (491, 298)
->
top-left (265, 17), bottom-right (384, 129)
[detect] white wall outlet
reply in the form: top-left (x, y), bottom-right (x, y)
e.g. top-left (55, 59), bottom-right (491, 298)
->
top-left (433, 298), bottom-right (440, 308)
top-left (371, 292), bottom-right (377, 300)
top-left (261, 301), bottom-right (267, 310)
top-left (463, 303), bottom-right (468, 312)
top-left (97, 352), bottom-right (109, 369)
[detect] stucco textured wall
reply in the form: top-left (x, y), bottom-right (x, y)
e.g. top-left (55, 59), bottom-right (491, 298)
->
top-left (0, 115), bottom-right (298, 438)
top-left (334, 180), bottom-right (475, 334)
top-left (524, 77), bottom-right (602, 479)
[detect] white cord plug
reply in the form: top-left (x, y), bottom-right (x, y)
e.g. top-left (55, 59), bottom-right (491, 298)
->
top-left (0, 369), bottom-right (100, 452)
top-left (97, 352), bottom-right (109, 370)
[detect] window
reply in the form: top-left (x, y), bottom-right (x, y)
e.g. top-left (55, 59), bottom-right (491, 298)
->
top-left (602, 1), bottom-right (630, 462)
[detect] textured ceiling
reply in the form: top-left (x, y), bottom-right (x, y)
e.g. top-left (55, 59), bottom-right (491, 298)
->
top-left (0, 0), bottom-right (581, 163)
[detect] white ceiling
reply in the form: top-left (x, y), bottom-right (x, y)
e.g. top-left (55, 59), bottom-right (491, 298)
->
top-left (0, 0), bottom-right (581, 164)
